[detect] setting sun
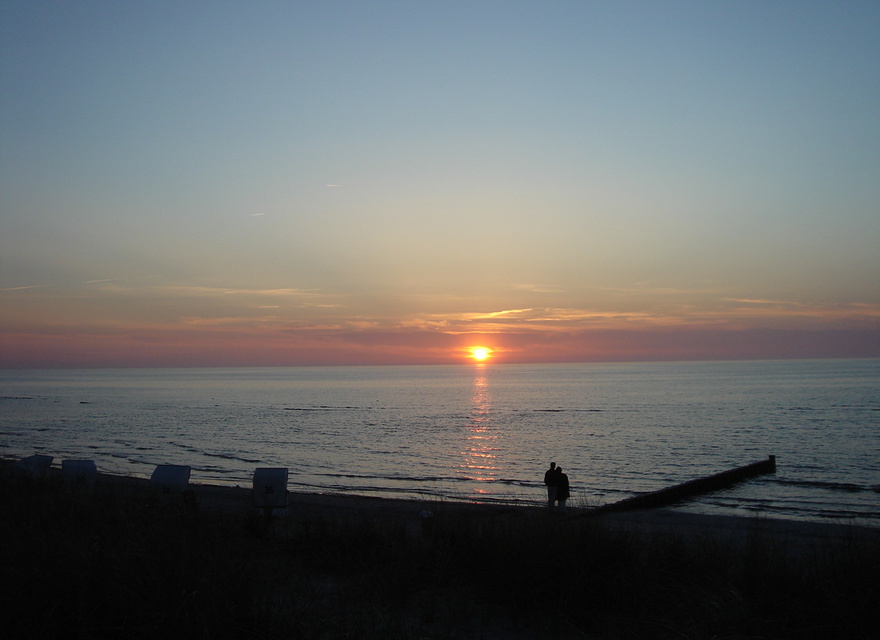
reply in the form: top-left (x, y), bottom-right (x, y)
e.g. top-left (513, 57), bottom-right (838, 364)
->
top-left (468, 346), bottom-right (493, 361)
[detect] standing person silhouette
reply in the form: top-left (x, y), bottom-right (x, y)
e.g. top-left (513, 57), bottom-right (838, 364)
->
top-left (556, 466), bottom-right (570, 511)
top-left (543, 461), bottom-right (558, 509)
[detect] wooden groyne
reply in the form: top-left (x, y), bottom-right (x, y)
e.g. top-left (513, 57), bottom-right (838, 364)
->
top-left (588, 455), bottom-right (777, 515)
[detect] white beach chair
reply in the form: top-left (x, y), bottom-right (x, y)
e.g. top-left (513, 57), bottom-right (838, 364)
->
top-left (252, 467), bottom-right (288, 517)
top-left (151, 464), bottom-right (191, 495)
top-left (62, 459), bottom-right (97, 488)
top-left (15, 454), bottom-right (54, 480)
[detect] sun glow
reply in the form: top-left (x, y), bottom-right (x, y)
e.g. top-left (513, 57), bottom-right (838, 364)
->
top-left (468, 346), bottom-right (493, 361)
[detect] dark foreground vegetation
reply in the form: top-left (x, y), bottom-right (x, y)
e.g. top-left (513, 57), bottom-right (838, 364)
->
top-left (2, 475), bottom-right (878, 640)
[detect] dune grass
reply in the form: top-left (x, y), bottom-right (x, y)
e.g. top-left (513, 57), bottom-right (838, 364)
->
top-left (2, 473), bottom-right (878, 639)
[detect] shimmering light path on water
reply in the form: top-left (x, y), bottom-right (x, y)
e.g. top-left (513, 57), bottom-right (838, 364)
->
top-left (1, 359), bottom-right (878, 523)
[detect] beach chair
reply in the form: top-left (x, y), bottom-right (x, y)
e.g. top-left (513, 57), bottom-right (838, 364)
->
top-left (151, 464), bottom-right (191, 495)
top-left (252, 467), bottom-right (288, 517)
top-left (62, 459), bottom-right (97, 489)
top-left (15, 454), bottom-right (54, 480)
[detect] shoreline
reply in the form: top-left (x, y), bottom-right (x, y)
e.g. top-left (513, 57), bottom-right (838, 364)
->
top-left (4, 458), bottom-right (876, 551)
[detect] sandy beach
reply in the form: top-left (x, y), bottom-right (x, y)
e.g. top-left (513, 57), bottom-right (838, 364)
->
top-left (7, 458), bottom-right (875, 551)
top-left (4, 457), bottom-right (879, 639)
top-left (190, 476), bottom-right (880, 553)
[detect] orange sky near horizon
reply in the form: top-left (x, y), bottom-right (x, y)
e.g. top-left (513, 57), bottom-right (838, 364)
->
top-left (2, 299), bottom-right (878, 368)
top-left (2, 2), bottom-right (879, 368)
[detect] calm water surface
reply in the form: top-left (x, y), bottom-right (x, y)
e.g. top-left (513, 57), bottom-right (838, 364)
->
top-left (1, 359), bottom-right (878, 523)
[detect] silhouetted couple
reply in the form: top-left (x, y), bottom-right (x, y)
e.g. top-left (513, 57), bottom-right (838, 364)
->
top-left (543, 461), bottom-right (570, 511)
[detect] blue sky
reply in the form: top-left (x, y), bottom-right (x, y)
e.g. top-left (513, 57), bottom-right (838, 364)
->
top-left (2, 1), bottom-right (879, 366)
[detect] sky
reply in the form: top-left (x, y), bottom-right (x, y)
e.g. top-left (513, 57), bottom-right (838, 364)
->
top-left (1, 0), bottom-right (879, 368)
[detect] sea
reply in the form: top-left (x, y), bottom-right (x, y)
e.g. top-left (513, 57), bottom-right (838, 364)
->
top-left (1, 359), bottom-right (878, 524)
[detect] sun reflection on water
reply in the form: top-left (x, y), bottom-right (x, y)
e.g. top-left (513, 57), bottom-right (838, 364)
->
top-left (457, 366), bottom-right (501, 490)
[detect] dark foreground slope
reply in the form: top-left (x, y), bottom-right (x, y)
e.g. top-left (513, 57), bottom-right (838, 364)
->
top-left (2, 466), bottom-right (878, 639)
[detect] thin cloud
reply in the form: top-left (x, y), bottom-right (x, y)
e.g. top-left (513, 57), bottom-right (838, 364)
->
top-left (0, 284), bottom-right (48, 291)
top-left (589, 284), bottom-right (731, 297)
top-left (144, 285), bottom-right (320, 298)
top-left (180, 314), bottom-right (286, 327)
top-left (721, 298), bottom-right (801, 306)
top-left (394, 300), bottom-right (880, 335)
top-left (472, 308), bottom-right (535, 319)
top-left (514, 283), bottom-right (565, 294)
